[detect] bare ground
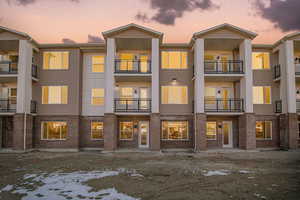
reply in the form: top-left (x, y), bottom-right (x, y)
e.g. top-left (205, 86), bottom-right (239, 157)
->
top-left (0, 150), bottom-right (299, 200)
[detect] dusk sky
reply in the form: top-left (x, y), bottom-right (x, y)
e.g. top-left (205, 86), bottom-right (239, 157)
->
top-left (0, 0), bottom-right (299, 44)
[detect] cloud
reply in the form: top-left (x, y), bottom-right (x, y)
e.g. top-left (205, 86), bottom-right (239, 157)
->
top-left (254, 0), bottom-right (300, 32)
top-left (136, 0), bottom-right (219, 25)
top-left (87, 34), bottom-right (104, 43)
top-left (62, 38), bottom-right (76, 44)
top-left (6, 0), bottom-right (79, 6)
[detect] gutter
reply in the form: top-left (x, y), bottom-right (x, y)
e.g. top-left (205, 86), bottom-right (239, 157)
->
top-left (23, 112), bottom-right (27, 151)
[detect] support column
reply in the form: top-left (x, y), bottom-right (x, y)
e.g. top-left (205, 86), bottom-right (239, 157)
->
top-left (17, 40), bottom-right (33, 113)
top-left (104, 38), bottom-right (116, 114)
top-left (151, 38), bottom-right (159, 113)
top-left (238, 113), bottom-right (256, 150)
top-left (194, 38), bottom-right (205, 113)
top-left (279, 113), bottom-right (298, 149)
top-left (13, 113), bottom-right (33, 151)
top-left (239, 39), bottom-right (253, 113)
top-left (194, 113), bottom-right (207, 151)
top-left (150, 113), bottom-right (160, 151)
top-left (104, 113), bottom-right (117, 151)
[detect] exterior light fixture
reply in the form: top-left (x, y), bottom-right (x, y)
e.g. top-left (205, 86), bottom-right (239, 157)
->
top-left (171, 78), bottom-right (177, 85)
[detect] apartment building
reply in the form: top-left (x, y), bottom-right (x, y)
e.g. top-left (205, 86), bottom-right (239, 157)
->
top-left (0, 23), bottom-right (299, 152)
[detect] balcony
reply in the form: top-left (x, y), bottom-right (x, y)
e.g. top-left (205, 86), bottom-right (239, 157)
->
top-left (297, 100), bottom-right (300, 113)
top-left (0, 99), bottom-right (16, 113)
top-left (295, 59), bottom-right (300, 76)
top-left (204, 60), bottom-right (244, 74)
top-left (32, 64), bottom-right (38, 79)
top-left (275, 100), bottom-right (282, 113)
top-left (0, 61), bottom-right (18, 75)
top-left (115, 59), bottom-right (151, 74)
top-left (273, 64), bottom-right (281, 79)
top-left (204, 98), bottom-right (244, 113)
top-left (114, 98), bottom-right (151, 113)
top-left (30, 100), bottom-right (37, 114)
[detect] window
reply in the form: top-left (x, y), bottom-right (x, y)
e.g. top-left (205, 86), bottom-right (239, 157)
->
top-left (119, 121), bottom-right (133, 140)
top-left (205, 87), bottom-right (216, 104)
top-left (162, 121), bottom-right (188, 140)
top-left (162, 51), bottom-right (187, 69)
top-left (43, 52), bottom-right (69, 70)
top-left (92, 56), bottom-right (105, 72)
top-left (161, 86), bottom-right (188, 104)
top-left (256, 121), bottom-right (272, 140)
top-left (253, 86), bottom-right (271, 104)
top-left (252, 52), bottom-right (270, 69)
top-left (206, 122), bottom-right (217, 140)
top-left (120, 87), bottom-right (133, 104)
top-left (41, 121), bottom-right (67, 140)
top-left (91, 88), bottom-right (104, 105)
top-left (8, 88), bottom-right (17, 104)
top-left (42, 86), bottom-right (68, 104)
top-left (91, 122), bottom-right (103, 140)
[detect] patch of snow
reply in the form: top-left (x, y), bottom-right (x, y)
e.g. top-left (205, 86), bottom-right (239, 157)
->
top-left (248, 176), bottom-right (255, 179)
top-left (1, 170), bottom-right (140, 200)
top-left (203, 170), bottom-right (230, 176)
top-left (254, 193), bottom-right (267, 199)
top-left (130, 173), bottom-right (144, 178)
top-left (239, 170), bottom-right (251, 174)
top-left (0, 185), bottom-right (13, 192)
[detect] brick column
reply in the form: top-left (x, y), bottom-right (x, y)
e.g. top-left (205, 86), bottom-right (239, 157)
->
top-left (279, 113), bottom-right (298, 149)
top-left (238, 113), bottom-right (256, 150)
top-left (194, 113), bottom-right (207, 151)
top-left (150, 113), bottom-right (160, 151)
top-left (12, 113), bottom-right (33, 151)
top-left (104, 113), bottom-right (117, 151)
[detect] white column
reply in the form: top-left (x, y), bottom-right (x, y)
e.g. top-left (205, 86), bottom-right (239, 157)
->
top-left (194, 38), bottom-right (205, 113)
top-left (16, 40), bottom-right (33, 113)
top-left (279, 40), bottom-right (296, 113)
top-left (239, 39), bottom-right (253, 113)
top-left (104, 38), bottom-right (116, 113)
top-left (151, 38), bottom-right (159, 113)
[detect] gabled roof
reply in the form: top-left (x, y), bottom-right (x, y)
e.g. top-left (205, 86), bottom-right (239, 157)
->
top-left (0, 25), bottom-right (39, 46)
top-left (273, 32), bottom-right (300, 48)
top-left (102, 23), bottom-right (163, 39)
top-left (192, 23), bottom-right (258, 40)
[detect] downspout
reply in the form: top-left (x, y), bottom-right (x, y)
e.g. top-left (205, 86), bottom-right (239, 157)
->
top-left (194, 113), bottom-right (197, 152)
top-left (23, 112), bottom-right (27, 151)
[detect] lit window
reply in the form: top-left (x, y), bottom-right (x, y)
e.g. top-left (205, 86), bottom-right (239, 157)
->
top-left (253, 86), bottom-right (271, 104)
top-left (252, 52), bottom-right (270, 69)
top-left (206, 122), bottom-right (217, 140)
top-left (41, 121), bottom-right (67, 140)
top-left (91, 88), bottom-right (104, 105)
top-left (119, 121), bottom-right (133, 140)
top-left (205, 87), bottom-right (216, 104)
top-left (120, 87), bottom-right (133, 104)
top-left (162, 121), bottom-right (188, 140)
top-left (256, 121), bottom-right (272, 140)
top-left (43, 52), bottom-right (69, 69)
top-left (42, 86), bottom-right (68, 104)
top-left (91, 122), bottom-right (103, 140)
top-left (162, 51), bottom-right (187, 69)
top-left (92, 56), bottom-right (105, 72)
top-left (161, 86), bottom-right (188, 104)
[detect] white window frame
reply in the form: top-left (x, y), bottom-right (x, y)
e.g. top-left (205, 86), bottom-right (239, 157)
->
top-left (41, 121), bottom-right (67, 141)
top-left (91, 88), bottom-right (104, 106)
top-left (91, 55), bottom-right (105, 73)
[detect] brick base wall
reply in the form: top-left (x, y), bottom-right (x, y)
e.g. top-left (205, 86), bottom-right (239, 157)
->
top-left (279, 113), bottom-right (298, 149)
top-left (194, 113), bottom-right (207, 151)
top-left (104, 113), bottom-right (117, 151)
top-left (239, 113), bottom-right (256, 150)
top-left (13, 114), bottom-right (33, 151)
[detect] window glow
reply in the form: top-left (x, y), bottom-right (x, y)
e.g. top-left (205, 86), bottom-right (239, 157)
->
top-left (161, 86), bottom-right (188, 104)
top-left (256, 121), bottom-right (272, 140)
top-left (252, 52), bottom-right (270, 69)
top-left (253, 86), bottom-right (271, 104)
top-left (206, 122), bottom-right (217, 140)
top-left (41, 121), bottom-right (67, 140)
top-left (43, 52), bottom-right (69, 70)
top-left (162, 121), bottom-right (188, 140)
top-left (119, 121), bottom-right (133, 140)
top-left (161, 51), bottom-right (187, 69)
top-left (91, 121), bottom-right (103, 140)
top-left (42, 86), bottom-right (68, 104)
top-left (91, 88), bottom-right (104, 105)
top-left (92, 56), bottom-right (105, 72)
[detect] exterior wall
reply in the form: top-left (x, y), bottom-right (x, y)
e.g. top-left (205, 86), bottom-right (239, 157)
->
top-left (82, 52), bottom-right (106, 116)
top-left (34, 115), bottom-right (80, 149)
top-left (36, 48), bottom-right (81, 115)
top-left (159, 48), bottom-right (194, 115)
top-left (160, 115), bottom-right (194, 149)
top-left (255, 115), bottom-right (280, 148)
top-left (13, 113), bottom-right (33, 150)
top-left (79, 116), bottom-right (104, 148)
top-left (0, 116), bottom-right (14, 148)
top-left (206, 116), bottom-right (239, 149)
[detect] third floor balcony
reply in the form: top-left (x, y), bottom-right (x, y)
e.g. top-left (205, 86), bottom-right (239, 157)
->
top-left (204, 98), bottom-right (244, 113)
top-left (204, 60), bottom-right (244, 75)
top-left (0, 61), bottom-right (18, 75)
top-left (115, 59), bottom-right (151, 74)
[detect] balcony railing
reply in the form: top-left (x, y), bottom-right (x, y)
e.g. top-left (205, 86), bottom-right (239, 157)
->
top-left (0, 99), bottom-right (16, 112)
top-left (0, 61), bottom-right (18, 74)
top-left (204, 60), bottom-right (244, 74)
top-left (204, 98), bottom-right (244, 112)
top-left (275, 100), bottom-right (282, 113)
top-left (114, 98), bottom-right (151, 113)
top-left (30, 100), bottom-right (37, 113)
top-left (32, 64), bottom-right (38, 78)
top-left (297, 100), bottom-right (300, 113)
top-left (115, 59), bottom-right (151, 74)
top-left (295, 60), bottom-right (300, 75)
top-left (273, 64), bottom-right (281, 79)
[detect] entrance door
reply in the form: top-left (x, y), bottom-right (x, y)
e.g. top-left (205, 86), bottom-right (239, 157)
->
top-left (138, 121), bottom-right (149, 148)
top-left (222, 121), bottom-right (233, 148)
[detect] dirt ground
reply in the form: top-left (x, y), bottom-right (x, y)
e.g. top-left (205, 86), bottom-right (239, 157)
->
top-left (0, 150), bottom-right (299, 200)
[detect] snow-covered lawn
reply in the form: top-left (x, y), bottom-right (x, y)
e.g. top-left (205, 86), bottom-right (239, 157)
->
top-left (0, 169), bottom-right (141, 200)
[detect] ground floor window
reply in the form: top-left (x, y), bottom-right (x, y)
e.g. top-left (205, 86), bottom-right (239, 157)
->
top-left (161, 121), bottom-right (188, 140)
top-left (41, 121), bottom-right (67, 140)
top-left (91, 121), bottom-right (103, 140)
top-left (119, 121), bottom-right (133, 140)
top-left (256, 121), bottom-right (272, 140)
top-left (206, 121), bottom-right (217, 140)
